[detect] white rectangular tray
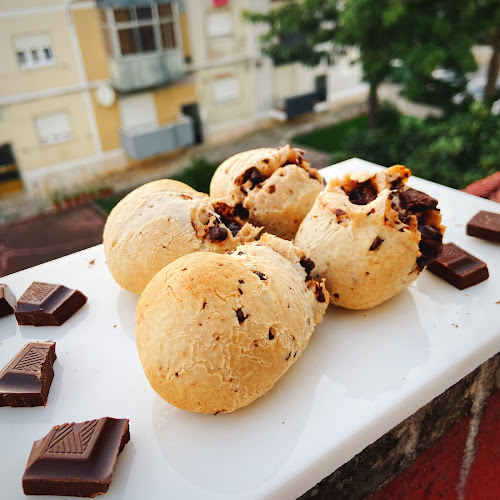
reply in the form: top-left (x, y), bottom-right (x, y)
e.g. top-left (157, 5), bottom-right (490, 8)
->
top-left (1, 158), bottom-right (499, 499)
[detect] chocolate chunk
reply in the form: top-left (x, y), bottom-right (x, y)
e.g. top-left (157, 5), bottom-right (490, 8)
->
top-left (369, 237), bottom-right (384, 251)
top-left (208, 224), bottom-right (228, 241)
top-left (268, 330), bottom-right (274, 340)
top-left (241, 167), bottom-right (263, 187)
top-left (315, 283), bottom-right (326, 303)
top-left (268, 185), bottom-right (276, 193)
top-left (235, 308), bottom-right (248, 323)
top-left (0, 341), bottom-right (56, 407)
top-left (15, 282), bottom-right (87, 327)
top-left (234, 203), bottom-right (249, 219)
top-left (466, 211), bottom-right (500, 242)
top-left (335, 208), bottom-right (346, 217)
top-left (398, 212), bottom-right (413, 225)
top-left (212, 202), bottom-right (244, 236)
top-left (399, 187), bottom-right (438, 212)
top-left (391, 179), bottom-right (403, 190)
top-left (299, 256), bottom-right (315, 274)
top-left (427, 243), bottom-right (489, 290)
top-left (348, 181), bottom-right (377, 205)
top-left (253, 271), bottom-right (267, 280)
top-left (22, 417), bottom-right (130, 497)
top-left (0, 284), bottom-right (16, 318)
top-left (417, 224), bottom-right (444, 268)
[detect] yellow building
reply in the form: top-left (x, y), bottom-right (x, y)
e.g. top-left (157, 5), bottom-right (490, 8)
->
top-left (0, 0), bottom-right (199, 196)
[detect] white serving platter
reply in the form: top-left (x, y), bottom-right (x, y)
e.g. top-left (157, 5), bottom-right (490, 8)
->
top-left (1, 158), bottom-right (499, 500)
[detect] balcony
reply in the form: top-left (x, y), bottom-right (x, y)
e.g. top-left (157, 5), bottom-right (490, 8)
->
top-left (270, 91), bottom-right (317, 121)
top-left (119, 114), bottom-right (195, 159)
top-left (108, 50), bottom-right (185, 93)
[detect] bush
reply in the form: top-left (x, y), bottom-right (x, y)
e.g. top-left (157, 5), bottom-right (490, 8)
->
top-left (336, 102), bottom-right (499, 189)
top-left (94, 156), bottom-right (221, 214)
top-left (172, 156), bottom-right (220, 194)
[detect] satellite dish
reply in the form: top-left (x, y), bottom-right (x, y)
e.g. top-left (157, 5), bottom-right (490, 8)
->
top-left (96, 83), bottom-right (116, 108)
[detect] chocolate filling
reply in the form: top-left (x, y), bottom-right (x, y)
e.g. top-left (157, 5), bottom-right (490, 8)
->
top-left (348, 181), bottom-right (378, 205)
top-left (209, 224), bottom-right (228, 241)
top-left (369, 237), bottom-right (384, 251)
top-left (236, 308), bottom-right (248, 323)
top-left (416, 224), bottom-right (444, 269)
top-left (399, 188), bottom-right (438, 212)
top-left (253, 271), bottom-right (267, 281)
top-left (315, 283), bottom-right (326, 303)
top-left (299, 256), bottom-right (315, 274)
top-left (212, 202), bottom-right (244, 237)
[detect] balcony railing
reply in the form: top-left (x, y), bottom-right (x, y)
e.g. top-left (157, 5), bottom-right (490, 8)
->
top-left (119, 114), bottom-right (195, 159)
top-left (108, 50), bottom-right (185, 93)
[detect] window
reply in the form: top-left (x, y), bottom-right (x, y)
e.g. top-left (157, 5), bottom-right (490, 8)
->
top-left (213, 77), bottom-right (239, 103)
top-left (99, 3), bottom-right (179, 57)
top-left (119, 92), bottom-right (158, 132)
top-left (35, 112), bottom-right (73, 145)
top-left (14, 34), bottom-right (55, 69)
top-left (207, 11), bottom-right (233, 38)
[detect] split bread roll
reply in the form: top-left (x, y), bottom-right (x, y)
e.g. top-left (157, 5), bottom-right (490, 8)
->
top-left (103, 179), bottom-right (261, 294)
top-left (210, 145), bottom-right (324, 240)
top-left (135, 233), bottom-right (329, 414)
top-left (295, 166), bottom-right (445, 310)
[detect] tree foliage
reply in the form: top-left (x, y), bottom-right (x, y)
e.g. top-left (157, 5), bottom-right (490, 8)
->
top-left (244, 0), bottom-right (340, 67)
top-left (333, 102), bottom-right (500, 189)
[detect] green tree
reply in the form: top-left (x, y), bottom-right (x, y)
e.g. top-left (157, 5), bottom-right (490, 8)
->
top-left (244, 0), bottom-right (340, 68)
top-left (245, 0), bottom-right (402, 129)
top-left (475, 0), bottom-right (500, 97)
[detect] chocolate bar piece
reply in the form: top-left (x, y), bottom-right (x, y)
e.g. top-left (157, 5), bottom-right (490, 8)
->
top-left (0, 284), bottom-right (16, 318)
top-left (466, 211), bottom-right (500, 242)
top-left (427, 242), bottom-right (489, 289)
top-left (23, 417), bottom-right (130, 497)
top-left (15, 282), bottom-right (87, 326)
top-left (0, 341), bottom-right (56, 407)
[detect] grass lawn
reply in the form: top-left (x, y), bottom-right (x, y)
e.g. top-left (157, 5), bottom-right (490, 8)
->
top-left (292, 114), bottom-right (368, 153)
top-left (93, 157), bottom-right (221, 214)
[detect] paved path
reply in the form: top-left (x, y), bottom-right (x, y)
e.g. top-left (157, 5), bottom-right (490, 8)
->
top-left (0, 85), bottom-right (439, 225)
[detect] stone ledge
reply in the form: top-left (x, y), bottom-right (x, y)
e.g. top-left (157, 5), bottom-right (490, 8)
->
top-left (299, 352), bottom-right (500, 500)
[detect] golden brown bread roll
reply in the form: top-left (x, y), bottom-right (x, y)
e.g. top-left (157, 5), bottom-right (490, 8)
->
top-left (135, 233), bottom-right (328, 414)
top-left (210, 145), bottom-right (324, 240)
top-left (295, 166), bottom-right (445, 309)
top-left (103, 179), bottom-right (261, 294)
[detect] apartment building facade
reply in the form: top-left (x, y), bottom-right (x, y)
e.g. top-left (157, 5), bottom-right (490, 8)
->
top-left (0, 0), bottom-right (366, 197)
top-left (0, 0), bottom-right (198, 196)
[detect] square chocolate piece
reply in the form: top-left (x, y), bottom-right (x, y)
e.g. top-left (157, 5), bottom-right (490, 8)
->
top-left (466, 211), bottom-right (500, 242)
top-left (15, 282), bottom-right (87, 326)
top-left (0, 284), bottom-right (16, 318)
top-left (23, 417), bottom-right (130, 497)
top-left (427, 242), bottom-right (489, 290)
top-left (0, 341), bottom-right (56, 407)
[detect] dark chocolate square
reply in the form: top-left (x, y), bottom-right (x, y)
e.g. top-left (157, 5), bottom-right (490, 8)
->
top-left (427, 242), bottom-right (489, 290)
top-left (0, 341), bottom-right (56, 407)
top-left (466, 211), bottom-right (500, 242)
top-left (15, 282), bottom-right (87, 326)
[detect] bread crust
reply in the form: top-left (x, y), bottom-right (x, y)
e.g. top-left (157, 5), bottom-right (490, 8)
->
top-left (135, 234), bottom-right (328, 414)
top-left (103, 179), bottom-right (261, 294)
top-left (210, 145), bottom-right (324, 240)
top-left (295, 166), bottom-right (445, 309)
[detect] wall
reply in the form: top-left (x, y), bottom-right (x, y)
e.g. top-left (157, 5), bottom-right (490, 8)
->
top-left (0, 9), bottom-right (80, 97)
top-left (72, 6), bottom-right (109, 82)
top-left (0, 93), bottom-right (95, 174)
top-left (154, 80), bottom-right (197, 124)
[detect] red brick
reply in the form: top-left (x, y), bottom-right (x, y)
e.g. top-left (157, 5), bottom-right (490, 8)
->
top-left (369, 416), bottom-right (470, 500)
top-left (464, 390), bottom-right (500, 500)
